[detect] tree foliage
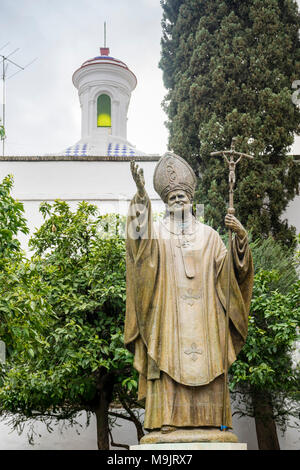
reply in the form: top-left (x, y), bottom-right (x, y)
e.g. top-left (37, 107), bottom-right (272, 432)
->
top-left (230, 236), bottom-right (300, 448)
top-left (160, 0), bottom-right (300, 246)
top-left (0, 198), bottom-right (141, 449)
top-left (0, 175), bottom-right (28, 262)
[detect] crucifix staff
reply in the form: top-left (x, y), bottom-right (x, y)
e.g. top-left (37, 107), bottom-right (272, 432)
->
top-left (210, 138), bottom-right (254, 431)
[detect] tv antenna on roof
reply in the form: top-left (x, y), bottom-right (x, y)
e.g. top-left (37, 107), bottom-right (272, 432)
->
top-left (0, 43), bottom-right (37, 156)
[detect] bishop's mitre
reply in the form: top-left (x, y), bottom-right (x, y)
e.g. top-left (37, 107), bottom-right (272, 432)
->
top-left (153, 152), bottom-right (197, 203)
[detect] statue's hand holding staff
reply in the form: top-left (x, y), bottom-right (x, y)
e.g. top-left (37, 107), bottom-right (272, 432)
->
top-left (130, 161), bottom-right (146, 198)
top-left (225, 214), bottom-right (247, 239)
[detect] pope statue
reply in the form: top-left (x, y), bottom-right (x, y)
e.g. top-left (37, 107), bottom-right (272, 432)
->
top-left (124, 152), bottom-right (253, 441)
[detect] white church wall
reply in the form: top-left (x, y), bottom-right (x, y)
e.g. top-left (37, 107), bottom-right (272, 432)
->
top-left (0, 405), bottom-right (298, 450)
top-left (283, 195), bottom-right (300, 234)
top-left (0, 411), bottom-right (258, 450)
top-left (2, 156), bottom-right (297, 250)
top-left (286, 140), bottom-right (300, 235)
top-left (0, 158), bottom-right (159, 202)
top-left (0, 157), bottom-right (163, 250)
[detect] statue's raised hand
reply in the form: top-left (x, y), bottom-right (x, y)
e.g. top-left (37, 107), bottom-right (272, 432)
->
top-left (131, 161), bottom-right (146, 198)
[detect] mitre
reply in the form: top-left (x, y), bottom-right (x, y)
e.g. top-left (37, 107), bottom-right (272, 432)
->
top-left (153, 152), bottom-right (197, 202)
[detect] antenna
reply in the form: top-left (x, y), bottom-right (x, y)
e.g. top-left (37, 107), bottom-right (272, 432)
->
top-left (0, 43), bottom-right (10, 52)
top-left (0, 46), bottom-right (37, 156)
top-left (104, 21), bottom-right (107, 48)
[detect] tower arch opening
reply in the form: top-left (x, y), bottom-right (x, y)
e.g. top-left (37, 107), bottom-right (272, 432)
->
top-left (97, 93), bottom-right (111, 127)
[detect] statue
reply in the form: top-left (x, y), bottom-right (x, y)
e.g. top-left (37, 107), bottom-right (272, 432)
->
top-left (124, 152), bottom-right (254, 444)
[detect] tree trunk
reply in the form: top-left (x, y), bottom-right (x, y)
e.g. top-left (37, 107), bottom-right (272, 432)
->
top-left (253, 392), bottom-right (280, 450)
top-left (94, 372), bottom-right (115, 450)
top-left (95, 389), bottom-right (110, 450)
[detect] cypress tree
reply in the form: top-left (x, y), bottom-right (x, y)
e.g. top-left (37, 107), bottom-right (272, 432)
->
top-left (160, 0), bottom-right (300, 246)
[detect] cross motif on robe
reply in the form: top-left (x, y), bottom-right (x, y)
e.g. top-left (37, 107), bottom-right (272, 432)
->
top-left (184, 343), bottom-right (203, 361)
top-left (181, 288), bottom-right (202, 306)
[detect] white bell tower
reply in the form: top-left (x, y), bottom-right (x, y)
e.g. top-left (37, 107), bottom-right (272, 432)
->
top-left (60, 44), bottom-right (145, 157)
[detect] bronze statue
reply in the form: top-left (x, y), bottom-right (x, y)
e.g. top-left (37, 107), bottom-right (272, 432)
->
top-left (124, 152), bottom-right (253, 443)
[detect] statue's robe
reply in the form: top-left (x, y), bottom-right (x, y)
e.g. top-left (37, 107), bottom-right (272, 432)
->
top-left (124, 193), bottom-right (253, 430)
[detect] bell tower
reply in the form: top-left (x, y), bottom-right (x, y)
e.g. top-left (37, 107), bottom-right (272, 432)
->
top-left (69, 43), bottom-right (140, 156)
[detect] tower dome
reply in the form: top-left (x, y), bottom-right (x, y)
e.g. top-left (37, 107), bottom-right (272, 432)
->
top-left (59, 46), bottom-right (146, 157)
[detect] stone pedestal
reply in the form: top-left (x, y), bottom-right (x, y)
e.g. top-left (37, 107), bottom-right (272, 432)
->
top-left (130, 428), bottom-right (247, 450)
top-left (130, 442), bottom-right (247, 450)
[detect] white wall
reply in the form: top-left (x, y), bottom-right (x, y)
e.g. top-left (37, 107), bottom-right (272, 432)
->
top-left (0, 157), bottom-right (164, 250)
top-left (1, 156), bottom-right (298, 248)
top-left (0, 405), bottom-right (298, 450)
top-left (284, 196), bottom-right (300, 235)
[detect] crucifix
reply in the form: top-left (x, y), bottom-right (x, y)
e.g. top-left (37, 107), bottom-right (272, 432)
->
top-left (211, 138), bottom-right (254, 431)
top-left (211, 137), bottom-right (254, 215)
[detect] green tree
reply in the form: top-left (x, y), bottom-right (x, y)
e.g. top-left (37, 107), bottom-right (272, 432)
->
top-left (0, 175), bottom-right (29, 261)
top-left (0, 200), bottom-right (143, 450)
top-left (160, 0), bottom-right (300, 246)
top-left (230, 237), bottom-right (300, 450)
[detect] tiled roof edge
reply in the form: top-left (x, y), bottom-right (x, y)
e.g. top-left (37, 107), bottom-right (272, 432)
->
top-left (0, 155), bottom-right (161, 162)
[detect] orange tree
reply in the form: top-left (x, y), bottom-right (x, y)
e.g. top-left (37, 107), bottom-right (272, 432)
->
top-left (230, 237), bottom-right (300, 450)
top-left (0, 199), bottom-right (143, 450)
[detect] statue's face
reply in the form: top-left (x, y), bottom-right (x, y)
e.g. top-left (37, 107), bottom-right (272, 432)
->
top-left (167, 190), bottom-right (191, 216)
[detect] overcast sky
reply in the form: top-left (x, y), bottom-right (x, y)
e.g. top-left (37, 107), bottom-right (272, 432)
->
top-left (0, 0), bottom-right (169, 156)
top-left (1, 0), bottom-right (300, 157)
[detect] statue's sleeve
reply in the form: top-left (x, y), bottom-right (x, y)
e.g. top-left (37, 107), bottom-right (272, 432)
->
top-left (126, 191), bottom-right (155, 261)
top-left (215, 230), bottom-right (254, 356)
top-left (215, 231), bottom-right (253, 290)
top-left (232, 233), bottom-right (252, 285)
top-left (124, 191), bottom-right (159, 353)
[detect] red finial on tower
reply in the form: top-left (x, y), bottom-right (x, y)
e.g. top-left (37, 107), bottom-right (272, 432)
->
top-left (100, 47), bottom-right (110, 56)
